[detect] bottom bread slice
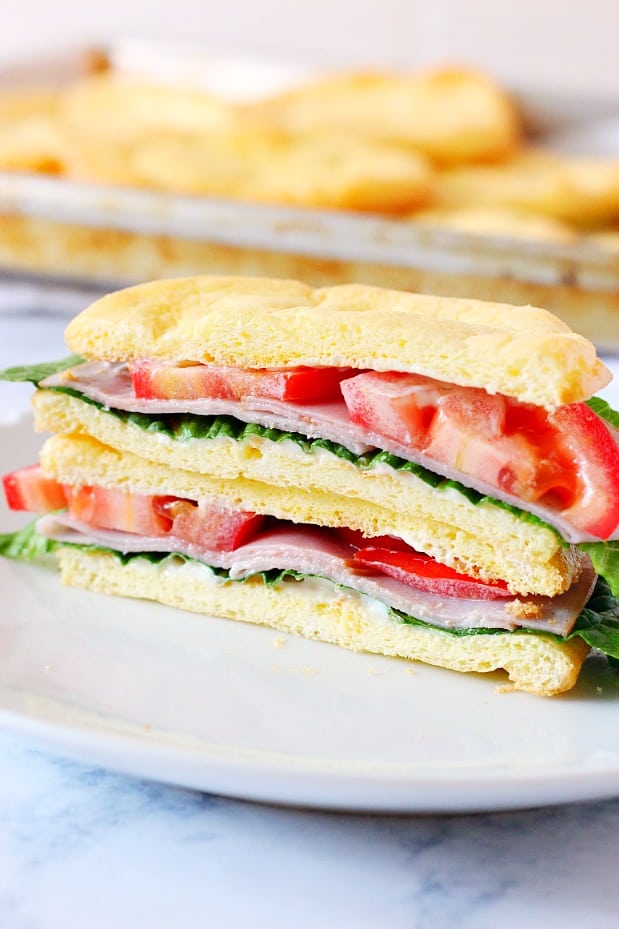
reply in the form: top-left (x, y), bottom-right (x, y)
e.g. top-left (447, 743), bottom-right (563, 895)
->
top-left (57, 547), bottom-right (591, 697)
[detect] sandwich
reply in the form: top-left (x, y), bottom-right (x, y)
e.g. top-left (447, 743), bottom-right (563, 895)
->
top-left (2, 276), bottom-right (619, 696)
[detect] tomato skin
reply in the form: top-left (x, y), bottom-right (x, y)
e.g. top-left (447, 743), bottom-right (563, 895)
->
top-left (548, 403), bottom-right (619, 538)
top-left (425, 391), bottom-right (572, 505)
top-left (334, 527), bottom-right (411, 551)
top-left (340, 369), bottom-right (619, 540)
top-left (66, 485), bottom-right (175, 537)
top-left (130, 361), bottom-right (354, 404)
top-left (341, 371), bottom-right (438, 445)
top-left (353, 545), bottom-right (512, 600)
top-left (66, 487), bottom-right (265, 550)
top-left (3, 464), bottom-right (67, 512)
top-left (163, 498), bottom-right (264, 551)
top-left (3, 460), bottom-right (266, 551)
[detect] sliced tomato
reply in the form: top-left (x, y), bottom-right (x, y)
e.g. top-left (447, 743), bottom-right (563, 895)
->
top-left (4, 460), bottom-right (267, 551)
top-left (425, 391), bottom-right (572, 505)
top-left (3, 464), bottom-right (67, 512)
top-left (162, 498), bottom-right (264, 551)
top-left (66, 485), bottom-right (175, 537)
top-left (334, 526), bottom-right (412, 551)
top-left (340, 369), bottom-right (619, 539)
top-left (548, 403), bottom-right (619, 538)
top-left (130, 360), bottom-right (354, 404)
top-left (66, 486), bottom-right (264, 550)
top-left (341, 371), bottom-right (440, 445)
top-left (353, 544), bottom-right (512, 600)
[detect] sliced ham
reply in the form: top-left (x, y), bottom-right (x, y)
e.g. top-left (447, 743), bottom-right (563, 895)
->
top-left (41, 361), bottom-right (619, 544)
top-left (37, 514), bottom-right (596, 636)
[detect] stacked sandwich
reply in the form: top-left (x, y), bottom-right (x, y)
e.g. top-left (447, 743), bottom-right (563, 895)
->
top-left (2, 276), bottom-right (619, 695)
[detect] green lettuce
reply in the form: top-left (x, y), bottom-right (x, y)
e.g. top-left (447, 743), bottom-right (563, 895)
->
top-left (587, 396), bottom-right (619, 430)
top-left (580, 541), bottom-right (619, 598)
top-left (0, 356), bottom-right (85, 386)
top-left (564, 577), bottom-right (619, 658)
top-left (0, 520), bottom-right (58, 560)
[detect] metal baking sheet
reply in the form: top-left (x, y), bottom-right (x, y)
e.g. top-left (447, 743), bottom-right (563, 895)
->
top-left (0, 169), bottom-right (618, 291)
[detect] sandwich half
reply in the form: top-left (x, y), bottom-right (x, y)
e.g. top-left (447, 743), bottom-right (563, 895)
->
top-left (2, 276), bottom-right (619, 696)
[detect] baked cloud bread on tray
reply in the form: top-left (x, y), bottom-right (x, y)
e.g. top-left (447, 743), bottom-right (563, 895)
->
top-left (2, 275), bottom-right (619, 697)
top-left (246, 69), bottom-right (520, 166)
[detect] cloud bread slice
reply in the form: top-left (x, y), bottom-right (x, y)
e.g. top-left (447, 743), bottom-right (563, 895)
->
top-left (435, 150), bottom-right (619, 226)
top-left (64, 276), bottom-right (610, 409)
top-left (66, 123), bottom-right (434, 213)
top-left (61, 74), bottom-right (238, 141)
top-left (37, 423), bottom-right (583, 598)
top-left (246, 69), bottom-right (520, 166)
top-left (56, 545), bottom-right (589, 697)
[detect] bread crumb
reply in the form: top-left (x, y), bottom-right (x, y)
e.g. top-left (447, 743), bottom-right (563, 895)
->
top-left (272, 636), bottom-right (287, 649)
top-left (505, 599), bottom-right (542, 619)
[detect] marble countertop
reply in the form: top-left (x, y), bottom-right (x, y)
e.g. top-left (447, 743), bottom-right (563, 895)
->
top-left (1, 287), bottom-right (619, 929)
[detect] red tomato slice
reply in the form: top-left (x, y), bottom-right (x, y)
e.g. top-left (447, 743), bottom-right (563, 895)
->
top-left (340, 369), bottom-right (619, 539)
top-left (66, 485), bottom-right (175, 537)
top-left (341, 371), bottom-right (439, 445)
top-left (334, 526), bottom-right (412, 551)
top-left (548, 403), bottom-right (619, 538)
top-left (3, 464), bottom-right (67, 512)
top-left (130, 361), bottom-right (354, 404)
top-left (162, 498), bottom-right (264, 551)
top-left (67, 487), bottom-right (264, 550)
top-left (425, 391), bottom-right (572, 505)
top-left (3, 461), bottom-right (266, 552)
top-left (353, 545), bottom-right (512, 600)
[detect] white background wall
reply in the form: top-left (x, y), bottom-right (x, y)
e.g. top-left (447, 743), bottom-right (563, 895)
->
top-left (1, 0), bottom-right (618, 97)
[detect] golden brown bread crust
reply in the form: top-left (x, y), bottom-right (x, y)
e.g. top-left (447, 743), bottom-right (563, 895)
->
top-left (246, 68), bottom-right (520, 166)
top-left (0, 88), bottom-right (68, 174)
top-left (64, 275), bottom-right (610, 408)
top-left (0, 87), bottom-right (61, 124)
top-left (60, 74), bottom-right (238, 140)
top-left (67, 128), bottom-right (434, 213)
top-left (36, 421), bottom-right (584, 598)
top-left (435, 150), bottom-right (619, 226)
top-left (56, 547), bottom-right (590, 696)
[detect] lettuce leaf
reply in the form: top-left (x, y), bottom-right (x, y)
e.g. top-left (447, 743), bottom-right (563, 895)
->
top-left (587, 396), bottom-right (619, 430)
top-left (0, 356), bottom-right (85, 386)
top-left (0, 520), bottom-right (57, 560)
top-left (565, 577), bottom-right (619, 658)
top-left (580, 541), bottom-right (619, 597)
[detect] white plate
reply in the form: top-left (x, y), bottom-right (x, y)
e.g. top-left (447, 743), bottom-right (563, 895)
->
top-left (1, 413), bottom-right (619, 814)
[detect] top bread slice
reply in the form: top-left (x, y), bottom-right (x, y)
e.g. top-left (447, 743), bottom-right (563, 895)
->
top-left (65, 276), bottom-right (610, 409)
